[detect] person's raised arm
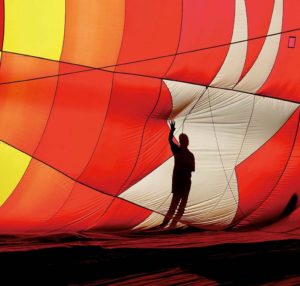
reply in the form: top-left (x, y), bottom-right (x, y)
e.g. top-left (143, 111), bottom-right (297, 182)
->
top-left (169, 120), bottom-right (179, 153)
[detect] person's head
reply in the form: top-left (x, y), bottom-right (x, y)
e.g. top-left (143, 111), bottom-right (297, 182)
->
top-left (179, 133), bottom-right (189, 149)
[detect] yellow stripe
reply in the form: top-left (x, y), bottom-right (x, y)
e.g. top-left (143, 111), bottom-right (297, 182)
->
top-left (3, 0), bottom-right (65, 60)
top-left (0, 142), bottom-right (31, 206)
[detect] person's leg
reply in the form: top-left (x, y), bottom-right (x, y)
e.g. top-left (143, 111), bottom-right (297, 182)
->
top-left (170, 193), bottom-right (189, 228)
top-left (161, 193), bottom-right (180, 227)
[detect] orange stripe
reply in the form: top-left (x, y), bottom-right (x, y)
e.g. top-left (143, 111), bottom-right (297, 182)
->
top-left (62, 0), bottom-right (125, 68)
top-left (0, 54), bottom-right (58, 154)
top-left (0, 159), bottom-right (74, 233)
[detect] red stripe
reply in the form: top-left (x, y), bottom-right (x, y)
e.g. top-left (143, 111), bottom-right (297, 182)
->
top-left (234, 108), bottom-right (300, 227)
top-left (35, 68), bottom-right (113, 178)
top-left (237, 110), bottom-right (300, 228)
top-left (264, 206), bottom-right (300, 233)
top-left (121, 81), bottom-right (172, 192)
top-left (240, 0), bottom-right (274, 80)
top-left (36, 183), bottom-right (113, 232)
top-left (79, 74), bottom-right (163, 196)
top-left (258, 0), bottom-right (300, 102)
top-left (91, 199), bottom-right (151, 231)
top-left (116, 0), bottom-right (181, 77)
top-left (166, 0), bottom-right (235, 85)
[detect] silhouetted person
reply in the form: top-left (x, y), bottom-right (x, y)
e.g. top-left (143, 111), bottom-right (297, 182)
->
top-left (161, 120), bottom-right (195, 228)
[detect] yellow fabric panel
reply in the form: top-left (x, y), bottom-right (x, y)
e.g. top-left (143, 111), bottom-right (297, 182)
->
top-left (3, 0), bottom-right (65, 60)
top-left (0, 142), bottom-right (31, 207)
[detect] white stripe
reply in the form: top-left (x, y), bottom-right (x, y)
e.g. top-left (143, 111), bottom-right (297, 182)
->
top-left (237, 96), bottom-right (298, 164)
top-left (210, 0), bottom-right (248, 88)
top-left (235, 0), bottom-right (283, 92)
top-left (166, 80), bottom-right (207, 120)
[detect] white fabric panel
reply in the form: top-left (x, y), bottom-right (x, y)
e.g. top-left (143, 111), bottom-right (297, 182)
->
top-left (166, 80), bottom-right (207, 119)
top-left (120, 81), bottom-right (298, 229)
top-left (235, 0), bottom-right (283, 92)
top-left (210, 0), bottom-right (247, 88)
top-left (237, 96), bottom-right (299, 163)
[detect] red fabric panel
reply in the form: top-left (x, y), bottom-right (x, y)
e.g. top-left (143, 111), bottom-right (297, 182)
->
top-left (264, 206), bottom-right (300, 233)
top-left (116, 0), bottom-right (181, 77)
top-left (0, 159), bottom-right (74, 234)
top-left (166, 0), bottom-right (235, 85)
top-left (0, 57), bottom-right (58, 154)
top-left (240, 0), bottom-right (274, 79)
top-left (121, 81), bottom-right (173, 192)
top-left (234, 109), bottom-right (299, 225)
top-left (79, 74), bottom-right (161, 196)
top-left (36, 183), bottom-right (113, 232)
top-left (35, 69), bottom-right (113, 178)
top-left (237, 109), bottom-right (300, 227)
top-left (0, 0), bottom-right (4, 51)
top-left (258, 0), bottom-right (300, 102)
top-left (91, 198), bottom-right (151, 231)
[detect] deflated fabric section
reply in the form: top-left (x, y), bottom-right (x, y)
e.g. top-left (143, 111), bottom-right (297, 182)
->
top-left (0, 145), bottom-right (152, 234)
top-left (1, 0), bottom-right (300, 233)
top-left (234, 108), bottom-right (300, 228)
top-left (78, 75), bottom-right (172, 196)
top-left (120, 80), bottom-right (299, 230)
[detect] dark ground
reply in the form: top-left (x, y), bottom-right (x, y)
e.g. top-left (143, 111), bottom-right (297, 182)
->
top-left (0, 229), bottom-right (300, 285)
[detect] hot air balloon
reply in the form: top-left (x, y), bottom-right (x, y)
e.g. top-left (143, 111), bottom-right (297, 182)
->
top-left (0, 0), bottom-right (299, 234)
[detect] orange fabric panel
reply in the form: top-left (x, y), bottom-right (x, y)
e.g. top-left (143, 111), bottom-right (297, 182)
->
top-left (62, 0), bottom-right (124, 68)
top-left (0, 159), bottom-right (74, 233)
top-left (0, 52), bottom-right (58, 83)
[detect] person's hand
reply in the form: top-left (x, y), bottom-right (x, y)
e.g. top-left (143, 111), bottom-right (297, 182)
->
top-left (170, 120), bottom-right (176, 132)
